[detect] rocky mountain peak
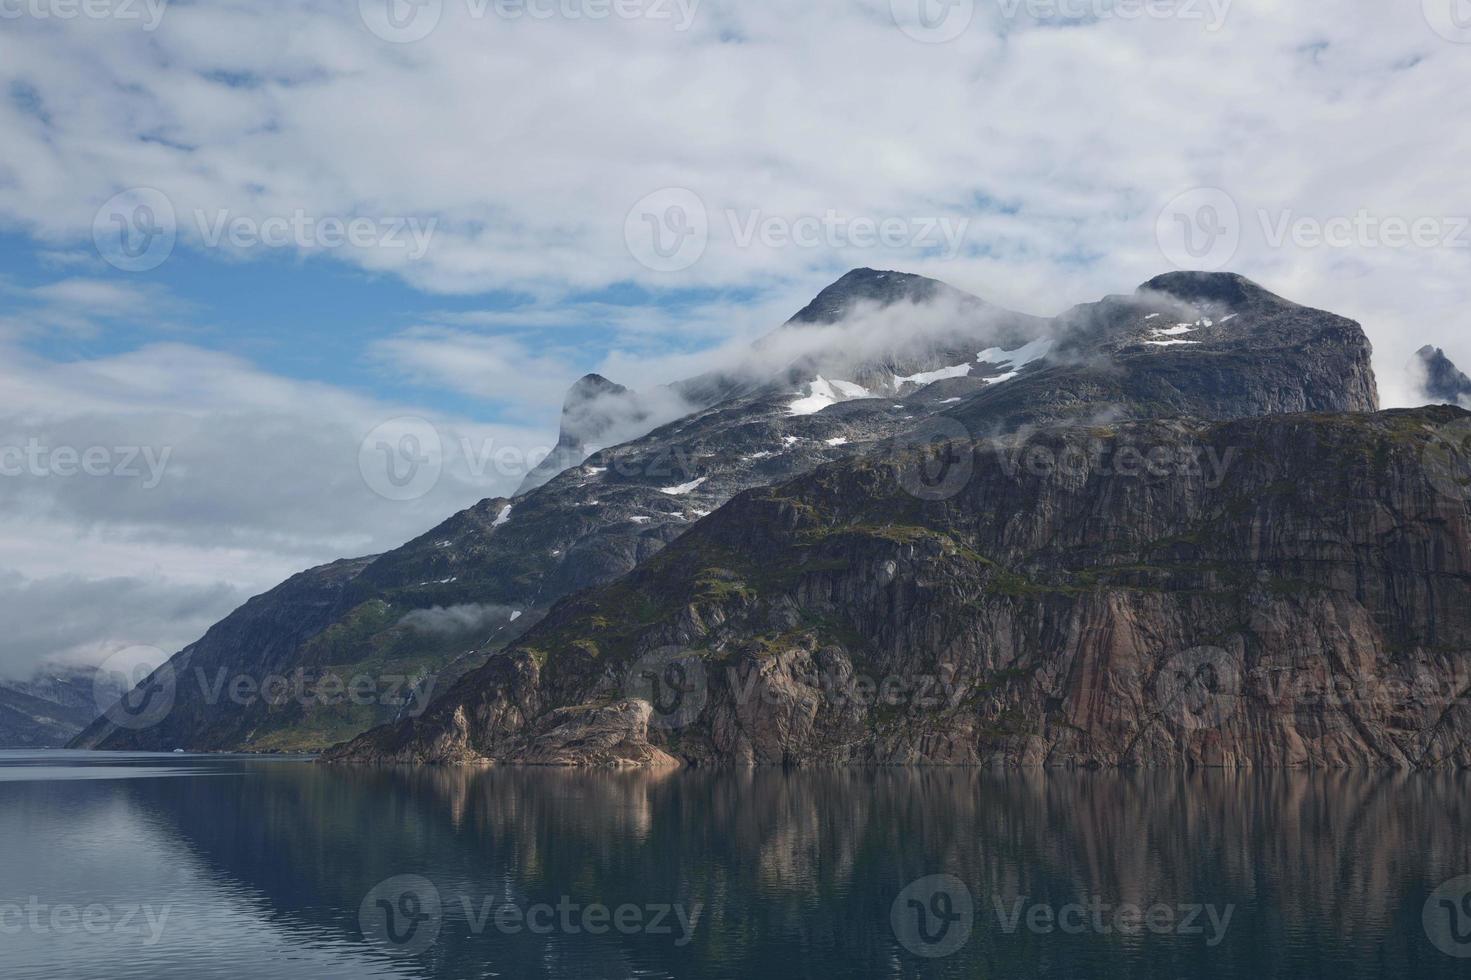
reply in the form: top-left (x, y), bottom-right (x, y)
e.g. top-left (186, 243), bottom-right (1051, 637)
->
top-left (1414, 345), bottom-right (1471, 406)
top-left (786, 268), bottom-right (948, 325)
top-left (515, 373), bottom-right (641, 496)
top-left (560, 374), bottom-right (632, 445)
top-left (1138, 271), bottom-right (1289, 311)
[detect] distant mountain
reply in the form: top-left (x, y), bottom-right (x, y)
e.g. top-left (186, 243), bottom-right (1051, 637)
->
top-left (78, 268), bottom-right (1379, 754)
top-left (0, 666), bottom-right (121, 748)
top-left (1414, 345), bottom-right (1471, 406)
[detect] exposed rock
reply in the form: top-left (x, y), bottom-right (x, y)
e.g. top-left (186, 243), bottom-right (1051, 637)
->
top-left (785, 267), bottom-right (946, 326)
top-left (1414, 344), bottom-right (1471, 407)
top-left (326, 407), bottom-right (1471, 769)
top-left (516, 374), bottom-right (636, 495)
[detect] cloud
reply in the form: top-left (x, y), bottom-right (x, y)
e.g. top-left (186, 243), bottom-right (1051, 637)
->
top-left (398, 603), bottom-right (520, 636)
top-left (0, 333), bottom-right (560, 678)
top-left (371, 327), bottom-right (577, 412)
top-left (0, 276), bottom-right (186, 337)
top-left (0, 571), bottom-right (244, 681)
top-left (3, 1), bottom-right (1467, 397)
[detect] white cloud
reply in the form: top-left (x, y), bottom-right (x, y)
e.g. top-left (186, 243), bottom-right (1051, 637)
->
top-left (3, 2), bottom-right (1467, 391)
top-left (0, 333), bottom-right (555, 677)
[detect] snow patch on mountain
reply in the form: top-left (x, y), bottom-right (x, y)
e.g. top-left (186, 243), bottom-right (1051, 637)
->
top-left (658, 477), bottom-right (707, 495)
top-left (892, 363), bottom-right (973, 388)
top-left (788, 377), bottom-right (878, 416)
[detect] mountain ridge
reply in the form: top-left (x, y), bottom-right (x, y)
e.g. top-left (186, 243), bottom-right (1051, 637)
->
top-left (75, 268), bottom-right (1382, 754)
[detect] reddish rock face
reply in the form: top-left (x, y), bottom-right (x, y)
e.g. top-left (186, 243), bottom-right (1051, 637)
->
top-left (327, 408), bottom-right (1471, 769)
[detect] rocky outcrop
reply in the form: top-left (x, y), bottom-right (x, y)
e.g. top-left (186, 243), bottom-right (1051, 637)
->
top-left (326, 407), bottom-right (1471, 768)
top-left (1414, 344), bottom-right (1471, 407)
top-left (515, 374), bottom-right (640, 495)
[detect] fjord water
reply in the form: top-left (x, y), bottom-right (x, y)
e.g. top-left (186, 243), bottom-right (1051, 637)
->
top-left (1, 752), bottom-right (1467, 979)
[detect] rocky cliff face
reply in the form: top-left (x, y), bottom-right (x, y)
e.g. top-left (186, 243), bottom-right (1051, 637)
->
top-left (80, 269), bottom-right (1383, 753)
top-left (326, 407), bottom-right (1471, 768)
top-left (1414, 345), bottom-right (1471, 407)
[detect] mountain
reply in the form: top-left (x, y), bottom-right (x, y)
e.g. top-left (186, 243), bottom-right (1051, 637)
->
top-left (784, 267), bottom-right (948, 325)
top-left (0, 666), bottom-right (123, 748)
top-left (325, 407), bottom-right (1471, 768)
top-left (1414, 345), bottom-right (1471, 407)
top-left (515, 374), bottom-right (648, 496)
top-left (76, 269), bottom-right (1378, 754)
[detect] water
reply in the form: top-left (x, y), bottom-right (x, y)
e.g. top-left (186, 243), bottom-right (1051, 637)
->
top-left (1, 751), bottom-right (1468, 979)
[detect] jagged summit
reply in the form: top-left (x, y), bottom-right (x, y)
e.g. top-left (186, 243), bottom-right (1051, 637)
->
top-left (1414, 345), bottom-right (1471, 406)
top-left (514, 373), bottom-right (640, 496)
top-left (560, 374), bottom-right (631, 441)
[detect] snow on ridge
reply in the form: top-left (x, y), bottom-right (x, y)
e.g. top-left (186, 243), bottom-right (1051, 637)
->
top-left (658, 477), bottom-right (707, 495)
top-left (493, 504), bottom-right (513, 527)
top-left (825, 437), bottom-right (849, 447)
top-left (1151, 324), bottom-right (1195, 337)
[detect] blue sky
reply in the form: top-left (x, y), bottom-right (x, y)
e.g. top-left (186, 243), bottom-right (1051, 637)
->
top-left (0, 229), bottom-right (774, 425)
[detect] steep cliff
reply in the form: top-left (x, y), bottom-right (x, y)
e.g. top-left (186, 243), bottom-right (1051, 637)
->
top-left (326, 407), bottom-right (1471, 768)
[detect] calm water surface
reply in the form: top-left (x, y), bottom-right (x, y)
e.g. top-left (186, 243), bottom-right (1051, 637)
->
top-left (1, 750), bottom-right (1468, 979)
